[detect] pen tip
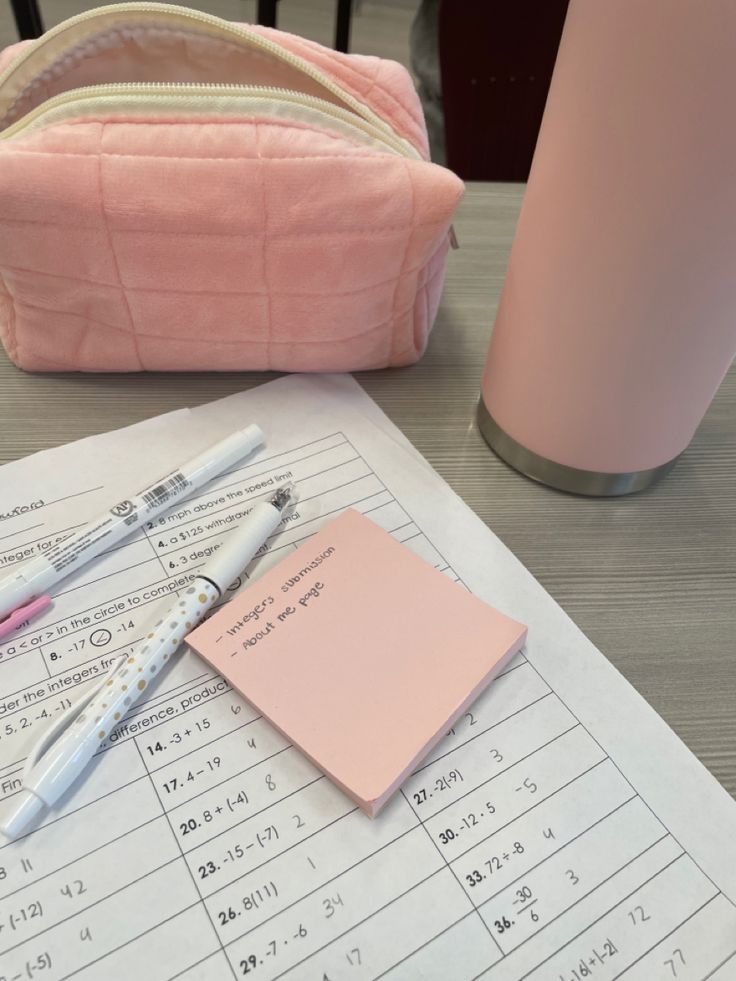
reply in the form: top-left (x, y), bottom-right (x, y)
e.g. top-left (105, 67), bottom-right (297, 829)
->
top-left (1, 789), bottom-right (44, 839)
top-left (269, 481), bottom-right (297, 513)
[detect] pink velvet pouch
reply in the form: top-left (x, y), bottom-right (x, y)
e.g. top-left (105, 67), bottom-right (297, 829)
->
top-left (0, 3), bottom-right (463, 372)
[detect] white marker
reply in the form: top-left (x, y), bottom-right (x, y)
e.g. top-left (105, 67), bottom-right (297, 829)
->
top-left (1, 482), bottom-right (297, 839)
top-left (0, 425), bottom-right (265, 637)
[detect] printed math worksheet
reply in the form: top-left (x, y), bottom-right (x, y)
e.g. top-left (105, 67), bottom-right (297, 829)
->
top-left (1, 375), bottom-right (735, 981)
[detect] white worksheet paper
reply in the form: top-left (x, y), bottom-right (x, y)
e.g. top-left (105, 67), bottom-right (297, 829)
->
top-left (0, 375), bottom-right (734, 981)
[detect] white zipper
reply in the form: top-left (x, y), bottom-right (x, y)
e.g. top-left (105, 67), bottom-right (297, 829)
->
top-left (0, 5), bottom-right (459, 245)
top-left (0, 82), bottom-right (410, 156)
top-left (0, 2), bottom-right (418, 156)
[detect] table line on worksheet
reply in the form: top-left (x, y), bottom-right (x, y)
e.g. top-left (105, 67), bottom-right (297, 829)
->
top-left (522, 657), bottom-right (736, 909)
top-left (133, 739), bottom-right (239, 981)
top-left (0, 708), bottom-right (712, 968)
top-left (0, 567), bottom-right (208, 664)
top-left (410, 722), bottom-right (582, 822)
top-left (0, 522), bottom-right (44, 545)
top-left (43, 488), bottom-right (106, 512)
top-left (439, 753), bottom-right (605, 864)
top-left (222, 432), bottom-right (348, 484)
top-left (36, 647), bottom-right (52, 683)
top-left (411, 691), bottom-right (553, 776)
top-left (0, 482), bottom-right (105, 552)
top-left (144, 456), bottom-right (366, 565)
top-left (0, 521), bottom-right (85, 556)
top-left (197, 737), bottom-right (679, 969)
top-left (267, 828), bottom-right (692, 980)
top-left (0, 761), bottom-right (325, 905)
top-left (141, 522), bottom-right (174, 580)
top-left (0, 806), bottom-right (174, 904)
top-left (383, 840), bottom-right (681, 981)
top-left (0, 668), bottom-right (217, 775)
top-left (510, 859), bottom-right (716, 981)
top-left (199, 436), bottom-right (351, 506)
top-left (0, 683), bottom-right (205, 791)
top-left (166, 745), bottom-right (294, 818)
top-left (162, 683), bottom-right (542, 825)
top-left (609, 893), bottom-right (721, 981)
top-left (167, 949), bottom-right (227, 981)
top-left (499, 833), bottom-right (673, 958)
top-left (701, 949), bottom-right (736, 981)
top-left (476, 793), bottom-right (637, 910)
top-left (1, 845), bottom-right (191, 959)
top-left (43, 820), bottom-right (442, 980)
top-left (268, 869), bottom-right (485, 981)
top-left (0, 802), bottom-right (705, 979)
top-left (400, 782), bottom-right (504, 956)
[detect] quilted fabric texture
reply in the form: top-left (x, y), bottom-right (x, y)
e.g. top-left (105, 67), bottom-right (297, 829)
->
top-left (0, 25), bottom-right (464, 372)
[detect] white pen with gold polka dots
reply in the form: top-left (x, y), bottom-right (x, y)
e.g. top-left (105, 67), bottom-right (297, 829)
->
top-left (1, 482), bottom-right (297, 840)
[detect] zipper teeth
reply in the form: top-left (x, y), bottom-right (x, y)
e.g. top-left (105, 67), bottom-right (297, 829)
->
top-left (0, 2), bottom-right (412, 151)
top-left (0, 83), bottom-right (411, 156)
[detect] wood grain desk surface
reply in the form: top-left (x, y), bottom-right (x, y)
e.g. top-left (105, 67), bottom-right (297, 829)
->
top-left (1, 182), bottom-right (734, 798)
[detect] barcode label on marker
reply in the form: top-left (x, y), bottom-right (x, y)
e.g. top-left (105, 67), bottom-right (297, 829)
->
top-left (141, 472), bottom-right (189, 512)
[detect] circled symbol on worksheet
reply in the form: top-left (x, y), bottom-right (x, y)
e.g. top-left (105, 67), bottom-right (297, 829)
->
top-left (90, 628), bottom-right (112, 647)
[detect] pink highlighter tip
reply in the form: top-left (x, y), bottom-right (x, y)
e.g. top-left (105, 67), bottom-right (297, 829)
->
top-left (0, 596), bottom-right (52, 641)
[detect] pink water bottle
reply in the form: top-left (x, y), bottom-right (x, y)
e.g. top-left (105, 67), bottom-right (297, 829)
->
top-left (478, 0), bottom-right (736, 495)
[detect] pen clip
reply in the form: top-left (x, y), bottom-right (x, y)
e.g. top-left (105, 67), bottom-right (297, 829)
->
top-left (23, 655), bottom-right (126, 778)
top-left (0, 596), bottom-right (53, 642)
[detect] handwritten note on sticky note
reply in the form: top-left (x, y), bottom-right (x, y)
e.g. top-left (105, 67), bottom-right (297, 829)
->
top-left (187, 509), bottom-right (527, 816)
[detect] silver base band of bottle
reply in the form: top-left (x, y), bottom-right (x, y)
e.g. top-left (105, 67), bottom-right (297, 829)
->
top-left (476, 399), bottom-right (680, 496)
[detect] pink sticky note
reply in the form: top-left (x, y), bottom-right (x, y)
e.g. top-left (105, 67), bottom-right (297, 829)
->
top-left (187, 509), bottom-right (527, 816)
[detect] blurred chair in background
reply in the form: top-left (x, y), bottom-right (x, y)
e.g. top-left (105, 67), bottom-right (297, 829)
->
top-left (7, 1), bottom-right (354, 51)
top-left (438, 0), bottom-right (569, 180)
top-left (10, 0), bottom-right (567, 179)
top-left (257, 0), bottom-right (354, 51)
top-left (10, 0), bottom-right (43, 39)
top-left (410, 0), bottom-right (446, 164)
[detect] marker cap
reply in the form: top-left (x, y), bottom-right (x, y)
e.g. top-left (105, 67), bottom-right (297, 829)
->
top-left (0, 595), bottom-right (52, 641)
